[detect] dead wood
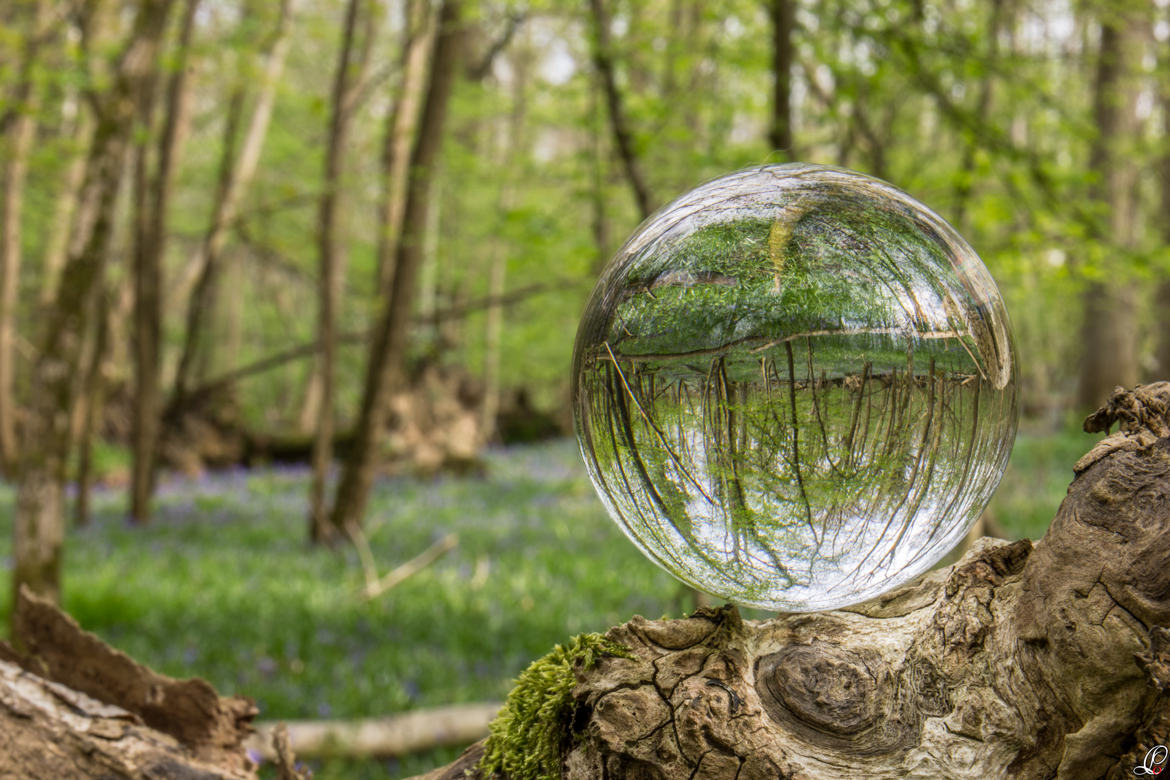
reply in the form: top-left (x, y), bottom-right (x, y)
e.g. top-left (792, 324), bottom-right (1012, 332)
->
top-left (247, 704), bottom-right (500, 761)
top-left (414, 382), bottom-right (1170, 780)
top-left (0, 586), bottom-right (260, 777)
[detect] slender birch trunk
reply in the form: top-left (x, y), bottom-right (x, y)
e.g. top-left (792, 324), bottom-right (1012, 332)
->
top-left (376, 0), bottom-right (435, 299)
top-left (130, 0), bottom-right (199, 525)
top-left (1155, 36), bottom-right (1170, 379)
top-left (480, 33), bottom-right (530, 442)
top-left (308, 0), bottom-right (376, 545)
top-left (328, 0), bottom-right (463, 533)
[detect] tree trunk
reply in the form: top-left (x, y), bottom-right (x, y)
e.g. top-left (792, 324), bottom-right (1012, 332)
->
top-left (479, 29), bottom-right (530, 443)
top-left (766, 0), bottom-right (795, 158)
top-left (39, 111), bottom-right (93, 306)
top-left (171, 0), bottom-right (292, 405)
top-left (328, 0), bottom-right (463, 533)
top-left (0, 0), bottom-right (49, 475)
top-left (41, 3), bottom-right (114, 308)
top-left (130, 0), bottom-right (199, 525)
top-left (376, 0), bottom-right (435, 298)
top-left (1154, 38), bottom-right (1170, 379)
top-left (588, 81), bottom-right (610, 273)
top-left (74, 289), bottom-right (111, 528)
top-left (414, 383), bottom-right (1170, 780)
top-left (587, 0), bottom-right (654, 220)
top-left (11, 0), bottom-right (172, 618)
top-left (1075, 8), bottom-right (1145, 411)
top-left (308, 0), bottom-right (372, 545)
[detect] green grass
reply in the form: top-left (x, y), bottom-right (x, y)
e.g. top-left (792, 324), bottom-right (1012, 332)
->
top-left (0, 424), bottom-right (1100, 778)
top-left (986, 418), bottom-right (1099, 540)
top-left (0, 441), bottom-right (688, 779)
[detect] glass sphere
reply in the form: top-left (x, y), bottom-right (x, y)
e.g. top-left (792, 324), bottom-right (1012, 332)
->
top-left (571, 164), bottom-right (1017, 611)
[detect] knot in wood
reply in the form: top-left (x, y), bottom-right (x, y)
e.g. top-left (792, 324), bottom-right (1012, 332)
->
top-left (755, 644), bottom-right (877, 735)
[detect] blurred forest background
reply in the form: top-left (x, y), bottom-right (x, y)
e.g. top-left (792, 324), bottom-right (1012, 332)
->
top-left (0, 0), bottom-right (1167, 777)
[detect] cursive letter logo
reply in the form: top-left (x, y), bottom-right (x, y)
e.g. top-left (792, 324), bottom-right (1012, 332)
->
top-left (1134, 745), bottom-right (1168, 776)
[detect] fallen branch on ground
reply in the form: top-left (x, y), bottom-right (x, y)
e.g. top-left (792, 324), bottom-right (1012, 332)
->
top-left (247, 703), bottom-right (501, 761)
top-left (346, 522), bottom-right (459, 600)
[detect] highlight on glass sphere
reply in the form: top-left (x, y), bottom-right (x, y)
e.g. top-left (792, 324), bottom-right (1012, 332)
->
top-left (571, 163), bottom-right (1018, 612)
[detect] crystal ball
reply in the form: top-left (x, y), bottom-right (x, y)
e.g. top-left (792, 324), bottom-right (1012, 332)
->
top-left (571, 164), bottom-right (1017, 611)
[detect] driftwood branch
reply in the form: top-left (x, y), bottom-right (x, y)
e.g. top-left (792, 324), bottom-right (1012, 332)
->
top-left (415, 382), bottom-right (1170, 779)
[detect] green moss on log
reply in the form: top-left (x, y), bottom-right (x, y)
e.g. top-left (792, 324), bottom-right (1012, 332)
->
top-left (478, 633), bottom-right (632, 779)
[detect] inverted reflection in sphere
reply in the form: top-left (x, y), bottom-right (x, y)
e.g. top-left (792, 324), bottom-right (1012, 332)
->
top-left (571, 164), bottom-right (1017, 611)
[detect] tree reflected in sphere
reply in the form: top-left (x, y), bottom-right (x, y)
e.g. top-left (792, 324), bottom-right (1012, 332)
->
top-left (572, 164), bottom-right (1018, 611)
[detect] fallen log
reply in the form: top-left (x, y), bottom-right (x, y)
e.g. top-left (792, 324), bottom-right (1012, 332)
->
top-left (0, 586), bottom-right (295, 778)
top-left (413, 383), bottom-right (1170, 780)
top-left (0, 657), bottom-right (254, 779)
top-left (246, 703), bottom-right (501, 760)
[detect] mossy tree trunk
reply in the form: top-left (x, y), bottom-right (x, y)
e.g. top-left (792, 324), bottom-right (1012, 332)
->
top-left (417, 383), bottom-right (1170, 780)
top-left (12, 0), bottom-right (172, 619)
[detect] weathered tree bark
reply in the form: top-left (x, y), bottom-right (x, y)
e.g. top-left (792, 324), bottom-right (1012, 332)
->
top-left (587, 0), bottom-right (654, 220)
top-left (12, 0), bottom-right (172, 618)
top-left (766, 0), bottom-right (795, 159)
top-left (130, 0), bottom-right (200, 525)
top-left (1075, 8), bottom-right (1146, 411)
top-left (308, 0), bottom-right (376, 545)
top-left (327, 0), bottom-right (463, 532)
top-left (415, 382), bottom-right (1170, 780)
top-left (0, 587), bottom-right (275, 779)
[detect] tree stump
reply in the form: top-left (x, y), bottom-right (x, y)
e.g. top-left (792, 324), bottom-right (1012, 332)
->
top-left (416, 383), bottom-right (1170, 779)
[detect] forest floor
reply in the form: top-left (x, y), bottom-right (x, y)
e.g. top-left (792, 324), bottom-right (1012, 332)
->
top-left (0, 423), bottom-right (1091, 779)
